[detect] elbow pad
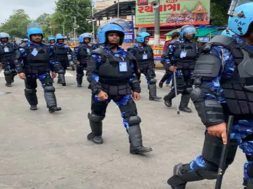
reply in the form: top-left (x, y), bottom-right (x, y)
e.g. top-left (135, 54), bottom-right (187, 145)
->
top-left (190, 88), bottom-right (224, 127)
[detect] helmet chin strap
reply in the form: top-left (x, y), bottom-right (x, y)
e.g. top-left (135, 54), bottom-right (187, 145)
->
top-left (107, 43), bottom-right (119, 49)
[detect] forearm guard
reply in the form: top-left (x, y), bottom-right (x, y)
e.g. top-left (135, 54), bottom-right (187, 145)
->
top-left (14, 60), bottom-right (24, 73)
top-left (130, 79), bottom-right (141, 93)
top-left (190, 87), bottom-right (225, 127)
top-left (87, 75), bottom-right (102, 94)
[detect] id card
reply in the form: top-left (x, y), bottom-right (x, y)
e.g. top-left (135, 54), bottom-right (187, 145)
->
top-left (31, 48), bottom-right (38, 56)
top-left (180, 50), bottom-right (187, 58)
top-left (119, 61), bottom-right (127, 72)
top-left (142, 54), bottom-right (148, 60)
top-left (4, 47), bottom-right (9, 52)
top-left (87, 48), bottom-right (90, 54)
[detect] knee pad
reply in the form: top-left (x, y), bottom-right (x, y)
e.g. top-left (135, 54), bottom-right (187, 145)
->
top-left (44, 86), bottom-right (55, 92)
top-left (149, 78), bottom-right (157, 84)
top-left (202, 134), bottom-right (238, 167)
top-left (4, 71), bottom-right (12, 75)
top-left (88, 113), bottom-right (105, 122)
top-left (25, 88), bottom-right (36, 94)
top-left (128, 116), bottom-right (141, 126)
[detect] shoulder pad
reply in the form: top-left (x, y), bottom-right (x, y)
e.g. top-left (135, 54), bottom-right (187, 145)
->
top-left (193, 53), bottom-right (221, 79)
top-left (19, 43), bottom-right (27, 48)
top-left (207, 35), bottom-right (235, 51)
top-left (127, 45), bottom-right (135, 50)
top-left (91, 48), bottom-right (107, 56)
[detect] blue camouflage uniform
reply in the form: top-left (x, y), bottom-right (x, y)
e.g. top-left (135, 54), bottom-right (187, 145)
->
top-left (0, 41), bottom-right (18, 85)
top-left (87, 45), bottom-right (139, 125)
top-left (167, 34), bottom-right (253, 188)
top-left (189, 35), bottom-right (253, 187)
top-left (162, 38), bottom-right (198, 112)
top-left (15, 41), bottom-right (61, 111)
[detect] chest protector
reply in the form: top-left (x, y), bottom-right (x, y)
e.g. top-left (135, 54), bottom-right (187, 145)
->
top-left (196, 35), bottom-right (253, 119)
top-left (23, 45), bottom-right (50, 73)
top-left (54, 45), bottom-right (68, 62)
top-left (91, 48), bottom-right (134, 96)
top-left (0, 43), bottom-right (15, 63)
top-left (77, 45), bottom-right (91, 64)
top-left (133, 45), bottom-right (153, 66)
top-left (174, 41), bottom-right (197, 70)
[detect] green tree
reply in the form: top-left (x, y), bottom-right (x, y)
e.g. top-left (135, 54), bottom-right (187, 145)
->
top-left (210, 0), bottom-right (230, 26)
top-left (0, 9), bottom-right (31, 38)
top-left (35, 13), bottom-right (53, 39)
top-left (53, 0), bottom-right (92, 36)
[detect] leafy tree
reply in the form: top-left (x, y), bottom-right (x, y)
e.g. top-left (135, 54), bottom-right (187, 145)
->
top-left (53, 0), bottom-right (92, 36)
top-left (0, 9), bottom-right (31, 38)
top-left (210, 0), bottom-right (230, 26)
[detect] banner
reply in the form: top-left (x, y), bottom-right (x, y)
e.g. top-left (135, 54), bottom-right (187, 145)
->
top-left (124, 21), bottom-right (135, 43)
top-left (136, 0), bottom-right (210, 27)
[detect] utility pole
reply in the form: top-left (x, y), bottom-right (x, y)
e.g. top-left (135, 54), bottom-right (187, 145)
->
top-left (62, 25), bottom-right (65, 37)
top-left (117, 0), bottom-right (120, 17)
top-left (73, 16), bottom-right (77, 44)
top-left (154, 0), bottom-right (160, 48)
top-left (91, 0), bottom-right (95, 39)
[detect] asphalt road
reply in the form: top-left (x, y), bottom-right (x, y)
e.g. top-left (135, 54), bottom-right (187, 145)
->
top-left (0, 69), bottom-right (245, 189)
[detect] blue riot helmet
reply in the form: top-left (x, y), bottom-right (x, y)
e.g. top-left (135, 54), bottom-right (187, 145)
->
top-left (48, 35), bottom-right (55, 42)
top-left (228, 1), bottom-right (253, 36)
top-left (221, 29), bottom-right (235, 38)
top-left (79, 33), bottom-right (91, 43)
top-left (97, 18), bottom-right (128, 45)
top-left (180, 25), bottom-right (197, 38)
top-left (0, 32), bottom-right (10, 39)
top-left (27, 23), bottom-right (43, 39)
top-left (136, 32), bottom-right (150, 43)
top-left (55, 33), bottom-right (64, 41)
top-left (23, 38), bottom-right (29, 42)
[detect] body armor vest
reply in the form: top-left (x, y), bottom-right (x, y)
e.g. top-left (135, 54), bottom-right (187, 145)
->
top-left (0, 43), bottom-right (15, 63)
top-left (197, 35), bottom-right (253, 119)
top-left (174, 41), bottom-right (197, 70)
top-left (133, 45), bottom-right (153, 68)
top-left (23, 45), bottom-right (50, 73)
top-left (92, 48), bottom-right (134, 96)
top-left (77, 45), bottom-right (91, 64)
top-left (54, 45), bottom-right (68, 62)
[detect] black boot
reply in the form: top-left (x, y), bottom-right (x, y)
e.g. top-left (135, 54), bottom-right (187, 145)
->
top-left (159, 73), bottom-right (169, 88)
top-left (149, 84), bottom-right (161, 101)
top-left (44, 86), bottom-right (61, 113)
top-left (4, 71), bottom-right (12, 87)
top-left (25, 88), bottom-right (38, 109)
top-left (163, 90), bottom-right (176, 107)
top-left (87, 113), bottom-right (104, 144)
top-left (128, 125), bottom-right (152, 154)
top-left (167, 163), bottom-right (205, 189)
top-left (76, 74), bottom-right (83, 87)
top-left (58, 73), bottom-right (66, 86)
top-left (11, 72), bottom-right (16, 83)
top-left (30, 105), bottom-right (38, 111)
top-left (179, 94), bottom-right (192, 113)
top-left (246, 179), bottom-right (253, 189)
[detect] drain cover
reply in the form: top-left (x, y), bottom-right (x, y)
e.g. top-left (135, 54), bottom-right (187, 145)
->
top-left (0, 92), bottom-right (11, 96)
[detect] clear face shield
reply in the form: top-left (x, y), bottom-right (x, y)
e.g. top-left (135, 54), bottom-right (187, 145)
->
top-left (27, 23), bottom-right (42, 31)
top-left (228, 0), bottom-right (251, 16)
top-left (183, 26), bottom-right (197, 37)
top-left (106, 18), bottom-right (130, 30)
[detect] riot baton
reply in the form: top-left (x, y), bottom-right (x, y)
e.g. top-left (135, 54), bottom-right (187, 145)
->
top-left (173, 71), bottom-right (180, 114)
top-left (215, 115), bottom-right (234, 189)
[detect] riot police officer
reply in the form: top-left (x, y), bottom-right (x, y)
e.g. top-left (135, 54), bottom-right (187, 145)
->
top-left (52, 33), bottom-right (74, 86)
top-left (74, 33), bottom-right (93, 87)
top-left (163, 25), bottom-right (198, 113)
top-left (159, 32), bottom-right (180, 88)
top-left (128, 32), bottom-right (161, 101)
top-left (0, 32), bottom-right (17, 87)
top-left (167, 2), bottom-right (253, 188)
top-left (86, 19), bottom-right (152, 155)
top-left (48, 35), bottom-right (56, 45)
top-left (15, 23), bottom-right (61, 113)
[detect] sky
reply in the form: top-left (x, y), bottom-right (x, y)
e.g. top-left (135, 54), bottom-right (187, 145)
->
top-left (0, 0), bottom-right (56, 24)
